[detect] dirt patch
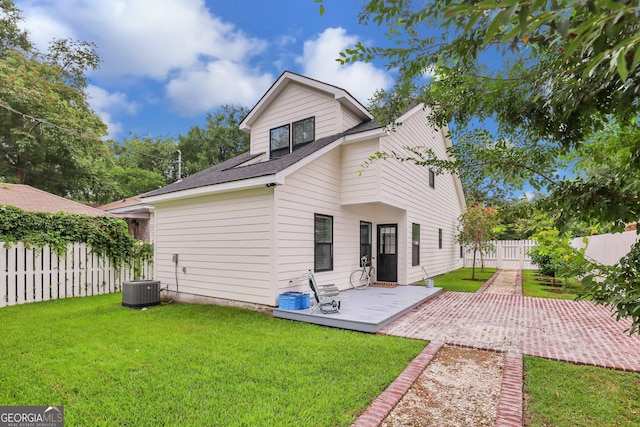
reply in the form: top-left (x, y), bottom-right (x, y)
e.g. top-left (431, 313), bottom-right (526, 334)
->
top-left (381, 346), bottom-right (505, 426)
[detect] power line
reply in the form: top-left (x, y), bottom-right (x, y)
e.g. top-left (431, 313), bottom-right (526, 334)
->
top-left (0, 101), bottom-right (173, 162)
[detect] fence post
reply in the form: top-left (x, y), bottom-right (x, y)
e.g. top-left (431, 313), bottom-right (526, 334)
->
top-left (496, 240), bottom-right (503, 269)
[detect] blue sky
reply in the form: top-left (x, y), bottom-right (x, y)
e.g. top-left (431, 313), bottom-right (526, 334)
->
top-left (15, 0), bottom-right (400, 141)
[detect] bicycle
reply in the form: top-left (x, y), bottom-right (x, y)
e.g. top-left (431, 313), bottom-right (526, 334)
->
top-left (349, 256), bottom-right (376, 290)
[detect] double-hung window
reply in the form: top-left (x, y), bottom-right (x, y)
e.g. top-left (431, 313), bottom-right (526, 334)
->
top-left (412, 223), bottom-right (420, 266)
top-left (314, 214), bottom-right (333, 272)
top-left (270, 117), bottom-right (315, 159)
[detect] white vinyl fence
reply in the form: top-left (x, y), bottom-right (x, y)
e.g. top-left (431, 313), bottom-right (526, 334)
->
top-left (1, 242), bottom-right (153, 308)
top-left (464, 240), bottom-right (537, 270)
top-left (570, 231), bottom-right (640, 266)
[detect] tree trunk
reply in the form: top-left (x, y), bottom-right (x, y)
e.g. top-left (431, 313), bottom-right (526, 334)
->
top-left (472, 249), bottom-right (477, 280)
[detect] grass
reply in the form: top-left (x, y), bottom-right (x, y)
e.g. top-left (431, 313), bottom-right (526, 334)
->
top-left (0, 293), bottom-right (426, 426)
top-left (425, 267), bottom-right (498, 292)
top-left (522, 269), bottom-right (584, 299)
top-left (524, 356), bottom-right (640, 426)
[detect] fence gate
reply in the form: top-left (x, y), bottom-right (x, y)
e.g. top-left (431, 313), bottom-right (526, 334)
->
top-left (464, 240), bottom-right (536, 270)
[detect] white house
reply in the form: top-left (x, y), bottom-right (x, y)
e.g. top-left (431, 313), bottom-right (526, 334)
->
top-left (142, 71), bottom-right (466, 307)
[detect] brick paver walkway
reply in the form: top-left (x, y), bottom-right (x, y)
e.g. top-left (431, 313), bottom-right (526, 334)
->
top-left (353, 272), bottom-right (640, 426)
top-left (381, 292), bottom-right (640, 371)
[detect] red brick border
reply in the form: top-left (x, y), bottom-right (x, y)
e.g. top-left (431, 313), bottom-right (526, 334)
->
top-left (496, 352), bottom-right (524, 427)
top-left (351, 341), bottom-right (444, 427)
top-left (476, 269), bottom-right (502, 293)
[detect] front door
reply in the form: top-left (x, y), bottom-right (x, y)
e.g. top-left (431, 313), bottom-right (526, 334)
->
top-left (377, 224), bottom-right (398, 282)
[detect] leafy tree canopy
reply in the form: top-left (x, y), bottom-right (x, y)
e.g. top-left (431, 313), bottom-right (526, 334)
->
top-left (177, 104), bottom-right (250, 176)
top-left (0, 0), bottom-right (114, 203)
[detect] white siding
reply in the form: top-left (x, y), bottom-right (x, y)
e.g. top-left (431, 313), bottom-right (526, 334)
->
top-left (274, 146), bottom-right (409, 293)
top-left (153, 188), bottom-right (275, 305)
top-left (250, 83), bottom-right (340, 155)
top-left (342, 108), bottom-right (363, 130)
top-left (379, 111), bottom-right (465, 283)
top-left (340, 139), bottom-right (380, 205)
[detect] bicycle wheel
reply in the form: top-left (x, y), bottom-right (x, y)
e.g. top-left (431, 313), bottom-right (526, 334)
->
top-left (368, 266), bottom-right (376, 285)
top-left (350, 269), bottom-right (369, 290)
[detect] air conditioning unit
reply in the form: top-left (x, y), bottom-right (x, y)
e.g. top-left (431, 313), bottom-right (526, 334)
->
top-left (122, 280), bottom-right (161, 308)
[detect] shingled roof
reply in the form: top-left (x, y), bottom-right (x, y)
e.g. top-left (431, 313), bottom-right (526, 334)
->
top-left (0, 184), bottom-right (109, 216)
top-left (144, 119), bottom-right (382, 199)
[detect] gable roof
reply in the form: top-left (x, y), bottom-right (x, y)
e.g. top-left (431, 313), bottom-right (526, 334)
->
top-left (143, 117), bottom-right (384, 203)
top-left (0, 184), bottom-right (109, 216)
top-left (143, 132), bottom-right (348, 202)
top-left (239, 71), bottom-right (373, 132)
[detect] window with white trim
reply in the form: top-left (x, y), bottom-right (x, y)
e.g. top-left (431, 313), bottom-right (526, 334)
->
top-left (314, 214), bottom-right (333, 272)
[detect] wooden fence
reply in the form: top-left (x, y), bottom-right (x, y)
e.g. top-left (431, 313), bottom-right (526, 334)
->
top-left (463, 232), bottom-right (639, 271)
top-left (570, 231), bottom-right (640, 266)
top-left (464, 240), bottom-right (537, 270)
top-left (1, 242), bottom-right (153, 308)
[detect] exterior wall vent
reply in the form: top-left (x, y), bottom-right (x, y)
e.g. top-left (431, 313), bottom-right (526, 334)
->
top-left (122, 280), bottom-right (161, 308)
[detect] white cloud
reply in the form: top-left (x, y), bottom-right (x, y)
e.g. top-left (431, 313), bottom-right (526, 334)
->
top-left (297, 27), bottom-right (393, 104)
top-left (15, 0), bottom-right (274, 116)
top-left (166, 61), bottom-right (273, 115)
top-left (86, 85), bottom-right (138, 138)
top-left (18, 0), bottom-right (266, 80)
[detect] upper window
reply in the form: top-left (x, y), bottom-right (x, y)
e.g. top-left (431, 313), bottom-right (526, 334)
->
top-left (438, 228), bottom-right (443, 249)
top-left (360, 221), bottom-right (372, 266)
top-left (270, 124), bottom-right (290, 159)
top-left (412, 223), bottom-right (420, 266)
top-left (293, 117), bottom-right (315, 148)
top-left (314, 214), bottom-right (333, 272)
top-left (270, 117), bottom-right (315, 159)
top-left (428, 168), bottom-right (435, 189)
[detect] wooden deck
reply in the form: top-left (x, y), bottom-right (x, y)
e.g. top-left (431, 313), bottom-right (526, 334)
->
top-left (273, 285), bottom-right (442, 333)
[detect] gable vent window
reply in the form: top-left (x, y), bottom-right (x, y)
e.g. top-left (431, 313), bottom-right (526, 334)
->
top-left (270, 117), bottom-right (315, 159)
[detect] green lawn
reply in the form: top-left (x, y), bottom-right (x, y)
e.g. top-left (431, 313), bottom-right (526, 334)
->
top-left (425, 267), bottom-right (497, 292)
top-left (522, 269), bottom-right (583, 299)
top-left (0, 293), bottom-right (426, 426)
top-left (525, 356), bottom-right (640, 426)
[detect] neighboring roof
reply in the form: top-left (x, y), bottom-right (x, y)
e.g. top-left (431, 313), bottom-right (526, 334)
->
top-left (0, 184), bottom-right (109, 216)
top-left (144, 131), bottom-right (350, 199)
top-left (98, 194), bottom-right (145, 211)
top-left (97, 190), bottom-right (154, 213)
top-left (240, 71), bottom-right (373, 132)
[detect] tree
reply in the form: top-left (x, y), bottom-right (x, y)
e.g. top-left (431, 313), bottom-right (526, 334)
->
top-left (321, 0), bottom-right (640, 333)
top-left (0, 0), bottom-right (114, 203)
top-left (456, 205), bottom-right (499, 280)
top-left (107, 135), bottom-right (179, 199)
top-left (178, 104), bottom-right (249, 175)
top-left (0, 0), bottom-right (30, 55)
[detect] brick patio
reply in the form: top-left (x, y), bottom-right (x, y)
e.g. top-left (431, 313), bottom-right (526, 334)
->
top-left (380, 292), bottom-right (640, 372)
